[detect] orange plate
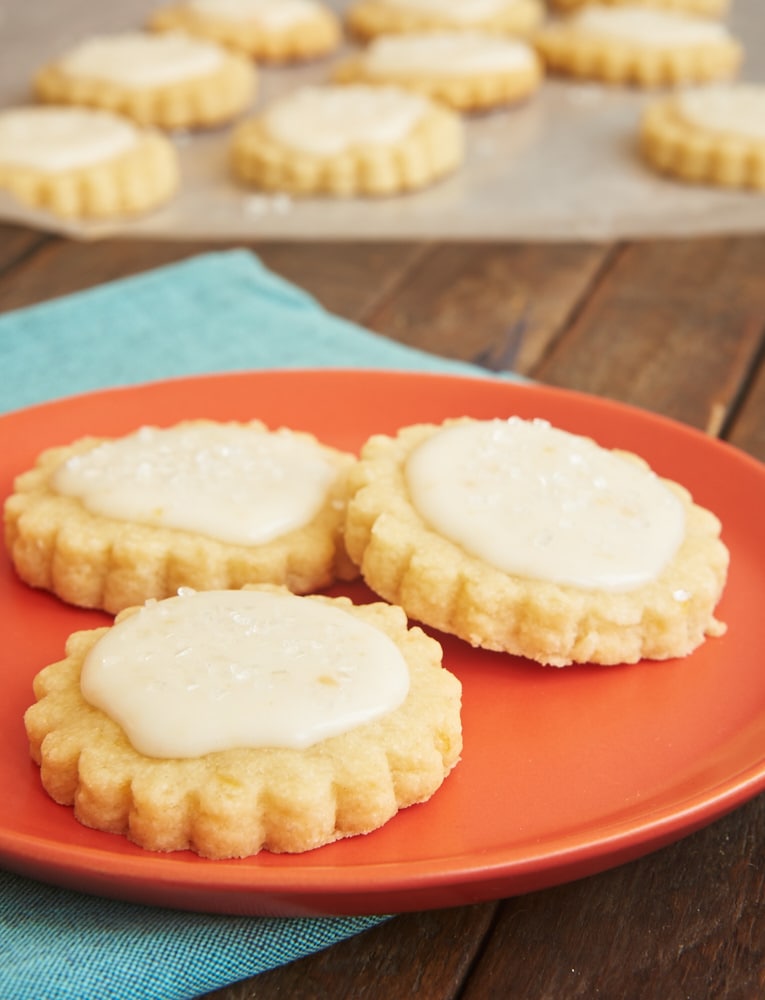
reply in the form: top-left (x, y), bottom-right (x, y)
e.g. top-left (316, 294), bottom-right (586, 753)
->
top-left (2, 370), bottom-right (764, 916)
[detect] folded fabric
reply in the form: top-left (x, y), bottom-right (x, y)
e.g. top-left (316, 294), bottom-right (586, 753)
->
top-left (0, 250), bottom-right (514, 1000)
top-left (0, 248), bottom-right (495, 415)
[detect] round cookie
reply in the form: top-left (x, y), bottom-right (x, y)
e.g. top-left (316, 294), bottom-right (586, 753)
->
top-left (550, 0), bottom-right (729, 16)
top-left (332, 31), bottom-right (543, 112)
top-left (230, 84), bottom-right (464, 196)
top-left (344, 417), bottom-right (729, 667)
top-left (4, 419), bottom-right (358, 614)
top-left (149, 0), bottom-right (341, 63)
top-left (0, 106), bottom-right (178, 219)
top-left (533, 6), bottom-right (742, 86)
top-left (640, 84), bottom-right (765, 190)
top-left (345, 0), bottom-right (545, 40)
top-left (34, 31), bottom-right (256, 130)
top-left (24, 587), bottom-right (463, 858)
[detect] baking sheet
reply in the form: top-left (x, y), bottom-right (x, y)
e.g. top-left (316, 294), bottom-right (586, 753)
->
top-left (0, 0), bottom-right (763, 241)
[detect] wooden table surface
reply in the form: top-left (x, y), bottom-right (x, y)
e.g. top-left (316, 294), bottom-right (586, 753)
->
top-left (1, 223), bottom-right (764, 999)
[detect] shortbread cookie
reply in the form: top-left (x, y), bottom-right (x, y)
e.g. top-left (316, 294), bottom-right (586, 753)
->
top-left (0, 107), bottom-right (178, 219)
top-left (344, 417), bottom-right (729, 667)
top-left (24, 587), bottom-right (462, 858)
top-left (231, 84), bottom-right (464, 196)
top-left (346, 0), bottom-right (545, 40)
top-left (4, 420), bottom-right (357, 614)
top-left (333, 32), bottom-right (543, 112)
top-left (34, 31), bottom-right (256, 130)
top-left (550, 0), bottom-right (729, 16)
top-left (640, 84), bottom-right (765, 189)
top-left (534, 6), bottom-right (742, 86)
top-left (150, 0), bottom-right (341, 63)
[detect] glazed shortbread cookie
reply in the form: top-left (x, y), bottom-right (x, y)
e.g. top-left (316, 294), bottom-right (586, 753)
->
top-left (24, 587), bottom-right (462, 858)
top-left (333, 32), bottom-right (543, 112)
top-left (231, 84), bottom-right (464, 196)
top-left (150, 0), bottom-right (341, 63)
top-left (344, 417), bottom-right (729, 667)
top-left (534, 6), bottom-right (742, 86)
top-left (346, 0), bottom-right (545, 40)
top-left (640, 84), bottom-right (765, 189)
top-left (550, 0), bottom-right (729, 16)
top-left (4, 420), bottom-right (357, 613)
top-left (34, 31), bottom-right (256, 129)
top-left (0, 107), bottom-right (178, 219)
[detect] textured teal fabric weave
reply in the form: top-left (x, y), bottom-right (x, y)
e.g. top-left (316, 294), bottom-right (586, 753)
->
top-left (0, 250), bottom-right (504, 1000)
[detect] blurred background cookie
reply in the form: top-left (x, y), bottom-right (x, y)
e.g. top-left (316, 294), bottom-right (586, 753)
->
top-left (231, 84), bottom-right (465, 196)
top-left (549, 0), bottom-right (730, 16)
top-left (0, 106), bottom-right (178, 218)
top-left (640, 83), bottom-right (765, 189)
top-left (346, 0), bottom-right (545, 41)
top-left (333, 31), bottom-right (543, 112)
top-left (149, 0), bottom-right (341, 63)
top-left (534, 5), bottom-right (742, 85)
top-left (34, 30), bottom-right (256, 129)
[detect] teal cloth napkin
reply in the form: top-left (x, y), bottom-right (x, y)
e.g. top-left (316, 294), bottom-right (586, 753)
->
top-left (0, 250), bottom-right (508, 1000)
top-left (0, 248), bottom-right (490, 415)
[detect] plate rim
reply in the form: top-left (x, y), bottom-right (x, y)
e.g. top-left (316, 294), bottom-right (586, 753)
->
top-left (2, 367), bottom-right (764, 915)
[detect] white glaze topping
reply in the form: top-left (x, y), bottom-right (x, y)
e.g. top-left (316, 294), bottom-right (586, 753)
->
top-left (189, 0), bottom-right (321, 28)
top-left (677, 85), bottom-right (765, 141)
top-left (80, 589), bottom-right (411, 757)
top-left (59, 32), bottom-right (224, 89)
top-left (381, 0), bottom-right (516, 24)
top-left (263, 85), bottom-right (429, 156)
top-left (406, 418), bottom-right (686, 592)
top-left (365, 31), bottom-right (536, 76)
top-left (52, 423), bottom-right (338, 545)
top-left (570, 7), bottom-right (729, 48)
top-left (0, 107), bottom-right (138, 173)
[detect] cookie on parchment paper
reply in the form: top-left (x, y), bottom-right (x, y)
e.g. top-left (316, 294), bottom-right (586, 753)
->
top-left (332, 31), bottom-right (543, 113)
top-left (0, 106), bottom-right (178, 219)
top-left (231, 84), bottom-right (464, 196)
top-left (34, 31), bottom-right (256, 130)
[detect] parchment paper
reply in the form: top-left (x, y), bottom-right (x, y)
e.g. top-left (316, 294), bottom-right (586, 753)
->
top-left (0, 0), bottom-right (763, 241)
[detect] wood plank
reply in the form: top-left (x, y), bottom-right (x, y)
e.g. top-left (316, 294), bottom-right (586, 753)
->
top-left (461, 798), bottom-right (765, 1000)
top-left (360, 242), bottom-right (614, 376)
top-left (0, 222), bottom-right (49, 273)
top-left (725, 345), bottom-right (765, 464)
top-left (535, 237), bottom-right (765, 432)
top-left (202, 904), bottom-right (497, 1000)
top-left (0, 239), bottom-right (429, 324)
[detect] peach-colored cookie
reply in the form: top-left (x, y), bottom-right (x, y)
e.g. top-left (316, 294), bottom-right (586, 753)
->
top-left (34, 31), bottom-right (256, 129)
top-left (150, 0), bottom-right (341, 63)
top-left (344, 417), bottom-right (729, 666)
top-left (640, 84), bottom-right (765, 190)
top-left (346, 0), bottom-right (545, 40)
top-left (0, 106), bottom-right (178, 219)
top-left (231, 84), bottom-right (464, 196)
top-left (332, 31), bottom-right (543, 112)
top-left (550, 0), bottom-right (729, 17)
top-left (4, 420), bottom-right (357, 613)
top-left (24, 588), bottom-right (462, 858)
top-left (534, 6), bottom-right (742, 86)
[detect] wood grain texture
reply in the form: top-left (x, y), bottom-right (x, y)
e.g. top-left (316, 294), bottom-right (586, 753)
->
top-left (0, 223), bottom-right (49, 274)
top-left (203, 905), bottom-right (497, 1000)
top-left (534, 238), bottom-right (765, 433)
top-left (360, 242), bottom-right (613, 375)
top-left (0, 238), bottom-right (428, 323)
top-left (462, 798), bottom-right (765, 1000)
